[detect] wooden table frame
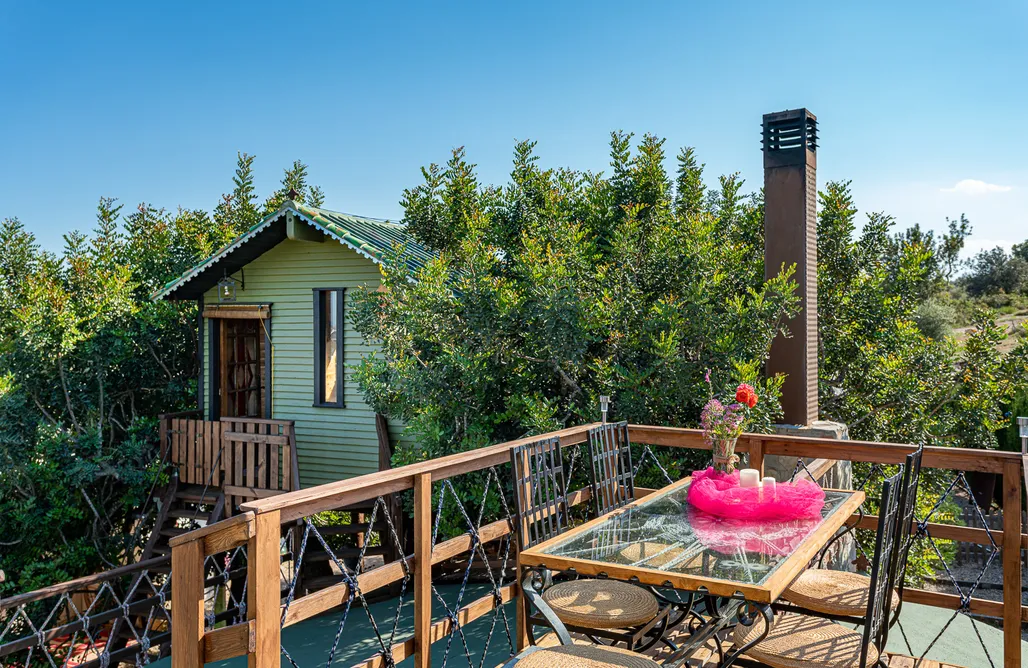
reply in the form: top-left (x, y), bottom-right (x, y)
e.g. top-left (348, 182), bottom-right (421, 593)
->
top-left (519, 476), bottom-right (866, 605)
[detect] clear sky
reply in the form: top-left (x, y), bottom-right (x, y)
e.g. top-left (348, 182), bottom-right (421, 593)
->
top-left (1, 1), bottom-right (1025, 255)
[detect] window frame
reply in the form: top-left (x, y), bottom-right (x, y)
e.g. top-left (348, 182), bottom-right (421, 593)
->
top-left (312, 288), bottom-right (346, 408)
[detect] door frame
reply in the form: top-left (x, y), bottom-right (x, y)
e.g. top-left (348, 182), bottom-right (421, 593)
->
top-left (206, 304), bottom-right (272, 420)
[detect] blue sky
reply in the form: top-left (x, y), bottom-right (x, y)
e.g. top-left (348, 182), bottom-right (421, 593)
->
top-left (1, 1), bottom-right (1025, 256)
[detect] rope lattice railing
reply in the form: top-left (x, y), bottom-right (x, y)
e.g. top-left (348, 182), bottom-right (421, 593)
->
top-left (898, 469), bottom-right (1002, 667)
top-left (280, 495), bottom-right (411, 668)
top-left (203, 545), bottom-right (248, 631)
top-left (825, 460), bottom-right (1005, 668)
top-left (429, 469), bottom-right (516, 668)
top-left (169, 425), bottom-right (1024, 668)
top-left (0, 563), bottom-right (171, 668)
top-left (276, 465), bottom-right (520, 668)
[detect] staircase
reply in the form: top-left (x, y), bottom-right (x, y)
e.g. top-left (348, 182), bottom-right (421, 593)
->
top-left (145, 475), bottom-right (226, 560)
top-left (104, 474), bottom-right (227, 660)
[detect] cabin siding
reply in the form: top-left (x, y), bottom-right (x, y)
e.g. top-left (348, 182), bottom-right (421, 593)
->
top-left (202, 238), bottom-right (410, 488)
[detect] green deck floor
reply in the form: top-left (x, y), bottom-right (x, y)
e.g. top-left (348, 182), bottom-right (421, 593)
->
top-left (154, 585), bottom-right (1025, 668)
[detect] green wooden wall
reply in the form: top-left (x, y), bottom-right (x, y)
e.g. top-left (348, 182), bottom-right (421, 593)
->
top-left (202, 237), bottom-right (410, 488)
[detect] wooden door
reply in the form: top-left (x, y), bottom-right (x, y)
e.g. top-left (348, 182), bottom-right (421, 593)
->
top-left (220, 319), bottom-right (266, 418)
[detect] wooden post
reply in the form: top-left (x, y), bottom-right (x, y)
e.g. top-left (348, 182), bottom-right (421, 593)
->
top-left (159, 415), bottom-right (169, 459)
top-left (1002, 461), bottom-right (1022, 668)
top-left (249, 510), bottom-right (282, 668)
top-left (171, 538), bottom-right (204, 668)
top-left (749, 437), bottom-right (765, 477)
top-left (414, 473), bottom-right (432, 668)
top-left (515, 448), bottom-right (531, 652)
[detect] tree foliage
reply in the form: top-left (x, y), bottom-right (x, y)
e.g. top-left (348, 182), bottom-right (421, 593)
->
top-left (816, 181), bottom-right (1028, 449)
top-left (352, 135), bottom-right (800, 476)
top-left (0, 155), bottom-right (322, 595)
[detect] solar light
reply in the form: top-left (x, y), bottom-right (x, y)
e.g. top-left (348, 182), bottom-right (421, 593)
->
top-left (600, 395), bottom-right (610, 424)
top-left (218, 274), bottom-right (238, 303)
top-left (1018, 416), bottom-right (1028, 454)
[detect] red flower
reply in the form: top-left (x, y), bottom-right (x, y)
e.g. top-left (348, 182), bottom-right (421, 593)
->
top-left (735, 383), bottom-right (758, 408)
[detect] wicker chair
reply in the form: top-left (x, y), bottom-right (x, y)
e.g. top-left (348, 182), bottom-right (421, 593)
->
top-left (511, 437), bottom-right (668, 652)
top-left (734, 470), bottom-right (905, 668)
top-left (501, 571), bottom-right (661, 668)
top-left (779, 447), bottom-right (923, 638)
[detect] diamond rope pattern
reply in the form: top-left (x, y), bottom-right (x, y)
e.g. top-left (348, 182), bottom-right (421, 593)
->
top-left (0, 564), bottom-right (171, 668)
top-left (203, 545), bottom-right (248, 630)
top-left (904, 470), bottom-right (1000, 667)
top-left (429, 467), bottom-right (516, 668)
top-left (279, 496), bottom-right (411, 668)
top-left (632, 445), bottom-right (675, 486)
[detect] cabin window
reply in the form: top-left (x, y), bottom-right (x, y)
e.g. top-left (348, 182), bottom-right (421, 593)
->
top-left (313, 288), bottom-right (345, 407)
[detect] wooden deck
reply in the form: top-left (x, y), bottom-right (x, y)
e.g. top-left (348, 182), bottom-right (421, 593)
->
top-left (168, 423), bottom-right (1026, 668)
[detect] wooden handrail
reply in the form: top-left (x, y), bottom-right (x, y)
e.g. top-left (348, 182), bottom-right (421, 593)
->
top-left (0, 556), bottom-right (170, 610)
top-left (240, 422), bottom-right (598, 522)
top-left (171, 423), bottom-right (1026, 668)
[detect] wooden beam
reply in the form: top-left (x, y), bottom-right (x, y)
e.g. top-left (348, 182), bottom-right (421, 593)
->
top-left (0, 556), bottom-right (169, 610)
top-left (202, 305), bottom-right (271, 319)
top-left (282, 559), bottom-right (406, 626)
top-left (224, 431), bottom-right (290, 445)
top-left (749, 438), bottom-right (765, 477)
top-left (414, 473), bottom-right (432, 668)
top-left (203, 621), bottom-right (255, 663)
top-left (249, 510), bottom-right (282, 668)
top-left (852, 513), bottom-right (1027, 549)
top-left (627, 425), bottom-right (1023, 474)
top-left (169, 511), bottom-right (254, 552)
top-left (171, 539), bottom-right (204, 668)
top-left (241, 423), bottom-right (597, 521)
top-left (1001, 461), bottom-right (1022, 668)
top-left (901, 588), bottom-right (1028, 623)
top-left (222, 485), bottom-right (287, 500)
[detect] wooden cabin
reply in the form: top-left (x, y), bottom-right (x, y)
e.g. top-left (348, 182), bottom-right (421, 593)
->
top-left (155, 199), bottom-right (433, 488)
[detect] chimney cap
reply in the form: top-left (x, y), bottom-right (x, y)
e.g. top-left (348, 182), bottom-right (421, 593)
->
top-left (762, 108), bottom-right (817, 166)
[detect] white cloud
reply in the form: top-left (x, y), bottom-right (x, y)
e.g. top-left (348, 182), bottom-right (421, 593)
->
top-left (940, 179), bottom-right (1013, 195)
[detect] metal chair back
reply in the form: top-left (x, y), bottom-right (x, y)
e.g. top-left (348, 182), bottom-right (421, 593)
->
top-left (510, 437), bottom-right (569, 550)
top-left (861, 470), bottom-right (904, 668)
top-left (886, 447), bottom-right (924, 625)
top-left (587, 421), bottom-right (635, 517)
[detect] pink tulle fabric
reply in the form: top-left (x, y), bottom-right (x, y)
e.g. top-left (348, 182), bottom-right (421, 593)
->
top-left (686, 467), bottom-right (826, 521)
top-left (688, 510), bottom-right (820, 557)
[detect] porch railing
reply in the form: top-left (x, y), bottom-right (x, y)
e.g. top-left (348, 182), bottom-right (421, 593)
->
top-left (159, 414), bottom-right (300, 513)
top-left (169, 424), bottom-right (1027, 668)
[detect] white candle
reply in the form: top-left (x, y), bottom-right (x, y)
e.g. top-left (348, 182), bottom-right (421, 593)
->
top-left (739, 468), bottom-right (761, 488)
top-left (762, 477), bottom-right (777, 496)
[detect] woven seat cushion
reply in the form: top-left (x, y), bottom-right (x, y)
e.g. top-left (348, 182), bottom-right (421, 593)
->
top-left (734, 613), bottom-right (879, 668)
top-left (782, 569), bottom-right (900, 616)
top-left (542, 580), bottom-right (659, 629)
top-left (508, 644), bottom-right (660, 668)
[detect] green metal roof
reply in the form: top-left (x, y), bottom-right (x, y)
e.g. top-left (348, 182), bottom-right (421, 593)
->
top-left (153, 202), bottom-right (435, 300)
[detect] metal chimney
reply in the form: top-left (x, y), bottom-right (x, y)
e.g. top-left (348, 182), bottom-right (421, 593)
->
top-left (763, 108), bottom-right (819, 425)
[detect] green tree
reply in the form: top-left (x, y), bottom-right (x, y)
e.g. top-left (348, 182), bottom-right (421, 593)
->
top-left (352, 137), bottom-right (800, 475)
top-left (962, 246), bottom-right (1028, 296)
top-left (816, 181), bottom-right (1027, 448)
top-left (0, 155), bottom-right (324, 595)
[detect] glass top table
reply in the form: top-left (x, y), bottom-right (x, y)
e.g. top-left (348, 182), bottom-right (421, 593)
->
top-left (519, 476), bottom-right (864, 604)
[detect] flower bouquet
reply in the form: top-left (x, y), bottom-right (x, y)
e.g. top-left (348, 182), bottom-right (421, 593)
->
top-left (700, 372), bottom-right (758, 474)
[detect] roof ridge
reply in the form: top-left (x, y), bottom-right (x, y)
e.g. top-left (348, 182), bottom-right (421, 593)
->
top-left (299, 203), bottom-right (405, 227)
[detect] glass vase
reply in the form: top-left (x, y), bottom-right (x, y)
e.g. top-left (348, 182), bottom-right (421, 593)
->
top-left (712, 437), bottom-right (740, 474)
